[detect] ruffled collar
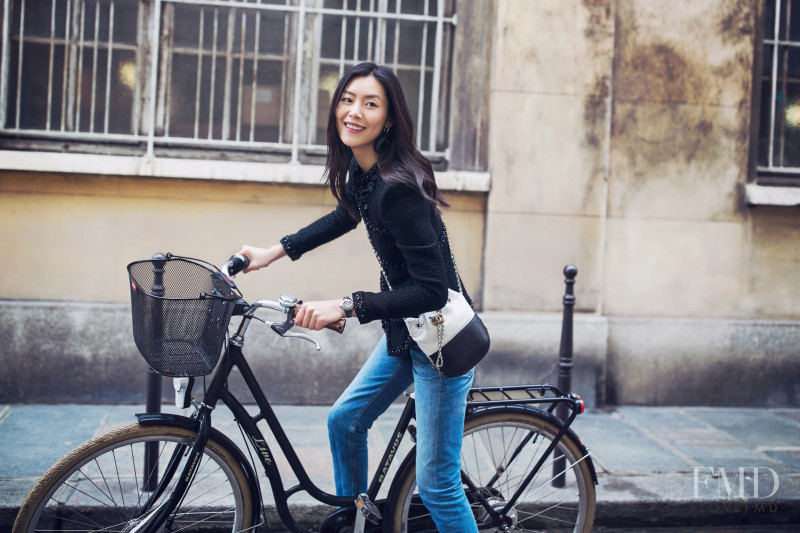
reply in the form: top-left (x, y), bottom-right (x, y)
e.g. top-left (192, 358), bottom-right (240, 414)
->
top-left (351, 159), bottom-right (380, 186)
top-left (351, 159), bottom-right (380, 213)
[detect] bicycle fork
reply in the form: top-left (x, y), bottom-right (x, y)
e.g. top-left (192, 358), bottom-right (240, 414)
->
top-left (129, 408), bottom-right (213, 533)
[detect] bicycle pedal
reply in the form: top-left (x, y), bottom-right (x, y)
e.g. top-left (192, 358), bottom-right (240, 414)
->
top-left (355, 493), bottom-right (381, 525)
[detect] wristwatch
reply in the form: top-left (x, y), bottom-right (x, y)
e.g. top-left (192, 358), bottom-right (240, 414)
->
top-left (340, 296), bottom-right (354, 318)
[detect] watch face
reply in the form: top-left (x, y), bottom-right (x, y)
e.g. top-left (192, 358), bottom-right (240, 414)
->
top-left (342, 297), bottom-right (354, 310)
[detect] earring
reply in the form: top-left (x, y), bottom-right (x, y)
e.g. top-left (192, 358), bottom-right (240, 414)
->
top-left (383, 126), bottom-right (390, 134)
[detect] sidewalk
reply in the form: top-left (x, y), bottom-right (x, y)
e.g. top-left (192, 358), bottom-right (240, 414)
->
top-left (1, 403), bottom-right (799, 531)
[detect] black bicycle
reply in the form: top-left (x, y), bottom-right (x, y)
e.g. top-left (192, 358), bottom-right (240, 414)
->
top-left (14, 254), bottom-right (597, 533)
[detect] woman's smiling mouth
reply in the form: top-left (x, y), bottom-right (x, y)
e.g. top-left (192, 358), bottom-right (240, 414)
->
top-left (344, 122), bottom-right (366, 132)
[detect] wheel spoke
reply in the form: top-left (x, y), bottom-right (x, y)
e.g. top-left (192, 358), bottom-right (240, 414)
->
top-left (387, 410), bottom-right (595, 533)
top-left (14, 424), bottom-right (254, 533)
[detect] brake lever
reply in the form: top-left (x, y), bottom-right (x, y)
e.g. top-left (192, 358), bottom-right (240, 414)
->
top-left (264, 320), bottom-right (322, 351)
top-left (270, 314), bottom-right (295, 336)
top-left (280, 330), bottom-right (321, 351)
top-left (261, 319), bottom-right (321, 351)
top-left (266, 300), bottom-right (322, 351)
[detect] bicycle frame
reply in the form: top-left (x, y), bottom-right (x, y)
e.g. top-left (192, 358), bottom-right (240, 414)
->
top-left (214, 340), bottom-right (419, 531)
top-left (134, 299), bottom-right (594, 533)
top-left (135, 305), bottom-right (421, 533)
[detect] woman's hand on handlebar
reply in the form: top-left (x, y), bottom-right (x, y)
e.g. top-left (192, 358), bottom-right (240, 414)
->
top-left (236, 244), bottom-right (287, 273)
top-left (295, 300), bottom-right (346, 331)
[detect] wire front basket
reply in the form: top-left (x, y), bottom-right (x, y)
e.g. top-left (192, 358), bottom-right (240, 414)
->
top-left (127, 255), bottom-right (241, 377)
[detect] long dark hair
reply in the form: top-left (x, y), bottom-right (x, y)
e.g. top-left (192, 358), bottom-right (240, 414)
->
top-left (324, 62), bottom-right (449, 218)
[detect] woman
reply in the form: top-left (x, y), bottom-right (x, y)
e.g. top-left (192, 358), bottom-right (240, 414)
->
top-left (237, 62), bottom-right (478, 531)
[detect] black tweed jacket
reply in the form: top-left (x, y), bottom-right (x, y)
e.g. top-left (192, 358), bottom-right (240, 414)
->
top-left (280, 160), bottom-right (470, 358)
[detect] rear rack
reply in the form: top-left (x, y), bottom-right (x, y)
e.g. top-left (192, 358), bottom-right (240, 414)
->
top-left (467, 384), bottom-right (585, 416)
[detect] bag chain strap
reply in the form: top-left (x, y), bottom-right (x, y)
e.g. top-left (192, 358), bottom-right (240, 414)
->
top-left (357, 203), bottom-right (461, 375)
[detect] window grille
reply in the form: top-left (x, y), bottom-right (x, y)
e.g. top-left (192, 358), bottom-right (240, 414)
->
top-left (758, 0), bottom-right (800, 175)
top-left (0, 0), bottom-right (455, 163)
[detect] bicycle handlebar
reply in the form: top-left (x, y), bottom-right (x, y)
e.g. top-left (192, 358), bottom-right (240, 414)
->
top-left (221, 254), bottom-right (250, 277)
top-left (221, 255), bottom-right (346, 336)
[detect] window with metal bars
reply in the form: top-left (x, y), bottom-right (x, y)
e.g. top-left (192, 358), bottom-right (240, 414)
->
top-left (0, 0), bottom-right (454, 165)
top-left (758, 0), bottom-right (800, 177)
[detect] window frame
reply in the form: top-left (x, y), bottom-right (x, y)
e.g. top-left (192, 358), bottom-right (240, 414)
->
top-left (0, 0), bottom-right (490, 189)
top-left (747, 0), bottom-right (800, 206)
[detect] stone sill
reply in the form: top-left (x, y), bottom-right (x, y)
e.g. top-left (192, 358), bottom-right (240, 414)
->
top-left (745, 183), bottom-right (800, 207)
top-left (0, 150), bottom-right (491, 193)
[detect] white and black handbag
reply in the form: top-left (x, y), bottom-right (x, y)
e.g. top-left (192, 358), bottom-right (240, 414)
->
top-left (359, 208), bottom-right (490, 377)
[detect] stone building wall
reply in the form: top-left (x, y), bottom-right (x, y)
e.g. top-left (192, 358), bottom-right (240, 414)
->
top-left (2, 0), bottom-right (798, 406)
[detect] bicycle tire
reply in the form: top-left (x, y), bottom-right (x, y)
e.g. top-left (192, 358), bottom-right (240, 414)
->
top-left (384, 408), bottom-right (596, 532)
top-left (13, 423), bottom-right (257, 533)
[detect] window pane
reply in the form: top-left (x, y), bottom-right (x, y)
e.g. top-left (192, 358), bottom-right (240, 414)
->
top-left (765, 0), bottom-right (776, 40)
top-left (397, 21), bottom-right (425, 64)
top-left (242, 61), bottom-right (288, 142)
top-left (258, 10), bottom-right (291, 56)
top-left (398, 0), bottom-right (437, 17)
top-left (758, 80), bottom-right (772, 166)
top-left (5, 0), bottom-right (142, 134)
top-left (785, 44), bottom-right (800, 78)
top-left (320, 13), bottom-right (345, 60)
top-left (316, 63), bottom-right (339, 141)
top-left (776, 84), bottom-right (800, 166)
top-left (778, 0), bottom-right (788, 40)
top-left (760, 1), bottom-right (800, 170)
top-left (172, 5), bottom-right (203, 48)
top-left (19, 0), bottom-right (57, 39)
top-left (166, 53), bottom-right (200, 138)
top-left (1, 0), bottom-right (452, 160)
top-left (165, 3), bottom-right (291, 142)
top-left (773, 46), bottom-right (800, 167)
top-left (763, 43), bottom-right (773, 76)
top-left (114, 0), bottom-right (139, 44)
top-left (18, 43), bottom-right (56, 129)
top-left (790, 0), bottom-right (800, 40)
top-left (396, 66), bottom-right (421, 139)
top-left (315, 3), bottom-right (451, 150)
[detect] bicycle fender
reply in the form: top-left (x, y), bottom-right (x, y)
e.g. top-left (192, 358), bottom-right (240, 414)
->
top-left (136, 412), bottom-right (200, 430)
top-left (467, 405), bottom-right (598, 485)
top-left (135, 412), bottom-right (264, 512)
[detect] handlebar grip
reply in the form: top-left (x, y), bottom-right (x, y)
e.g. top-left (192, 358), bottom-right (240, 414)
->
top-left (225, 254), bottom-right (250, 277)
top-left (293, 308), bottom-right (346, 334)
top-left (327, 319), bottom-right (346, 334)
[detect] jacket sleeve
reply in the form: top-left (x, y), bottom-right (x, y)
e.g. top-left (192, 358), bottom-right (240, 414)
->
top-left (352, 183), bottom-right (448, 323)
top-left (280, 180), bottom-right (359, 260)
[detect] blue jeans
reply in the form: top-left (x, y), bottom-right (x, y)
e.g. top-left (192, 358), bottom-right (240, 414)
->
top-left (328, 335), bottom-right (478, 532)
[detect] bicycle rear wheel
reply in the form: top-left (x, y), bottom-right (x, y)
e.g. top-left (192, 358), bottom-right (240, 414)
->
top-left (385, 408), bottom-right (596, 532)
top-left (13, 423), bottom-right (257, 533)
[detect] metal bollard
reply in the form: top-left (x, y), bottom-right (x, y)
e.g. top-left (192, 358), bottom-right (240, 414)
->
top-left (553, 265), bottom-right (577, 488)
top-left (144, 253), bottom-right (166, 491)
top-left (557, 265), bottom-right (577, 403)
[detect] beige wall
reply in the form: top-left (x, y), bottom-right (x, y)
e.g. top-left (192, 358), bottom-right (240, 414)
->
top-left (0, 171), bottom-right (486, 305)
top-left (2, 0), bottom-right (799, 406)
top-left (6, 0), bottom-right (796, 321)
top-left (483, 0), bottom-right (800, 321)
top-left (483, 0), bottom-right (613, 313)
top-left (0, 171), bottom-right (490, 405)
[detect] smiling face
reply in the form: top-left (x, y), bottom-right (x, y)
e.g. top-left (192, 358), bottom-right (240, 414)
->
top-left (335, 75), bottom-right (391, 170)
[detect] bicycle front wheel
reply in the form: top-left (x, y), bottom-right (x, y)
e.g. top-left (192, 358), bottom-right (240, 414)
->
top-left (14, 423), bottom-right (257, 533)
top-left (386, 408), bottom-right (596, 532)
